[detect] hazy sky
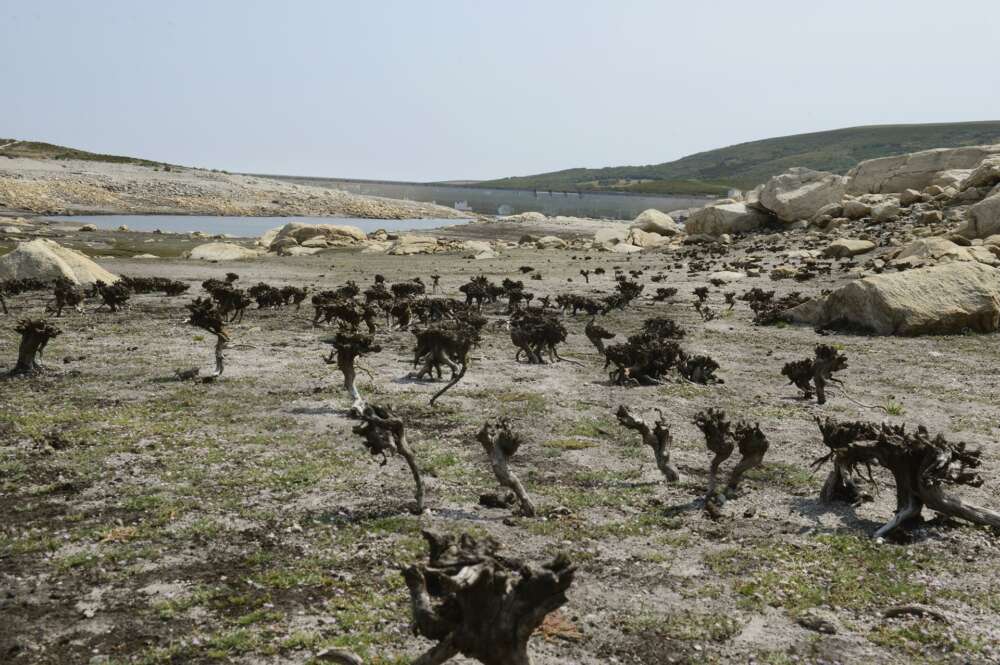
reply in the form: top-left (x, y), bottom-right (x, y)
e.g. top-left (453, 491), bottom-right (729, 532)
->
top-left (2, 1), bottom-right (998, 181)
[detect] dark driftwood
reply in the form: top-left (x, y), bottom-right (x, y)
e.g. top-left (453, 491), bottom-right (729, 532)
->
top-left (323, 331), bottom-right (381, 414)
top-left (616, 405), bottom-right (680, 481)
top-left (476, 418), bottom-right (535, 516)
top-left (813, 419), bottom-right (1000, 538)
top-left (352, 404), bottom-right (424, 514)
top-left (403, 530), bottom-right (575, 665)
top-left (10, 319), bottom-right (61, 376)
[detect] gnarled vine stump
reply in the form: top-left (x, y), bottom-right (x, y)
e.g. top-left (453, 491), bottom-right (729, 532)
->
top-left (616, 405), bottom-right (680, 481)
top-left (352, 404), bottom-right (425, 514)
top-left (10, 319), bottom-right (61, 376)
top-left (402, 530), bottom-right (575, 665)
top-left (476, 418), bottom-right (535, 516)
top-left (185, 297), bottom-right (230, 380)
top-left (323, 331), bottom-right (381, 414)
top-left (813, 419), bottom-right (1000, 538)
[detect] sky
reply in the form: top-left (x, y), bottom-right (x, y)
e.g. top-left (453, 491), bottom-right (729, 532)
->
top-left (2, 1), bottom-right (998, 181)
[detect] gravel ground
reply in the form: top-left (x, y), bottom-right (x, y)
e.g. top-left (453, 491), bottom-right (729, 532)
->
top-left (1, 233), bottom-right (999, 665)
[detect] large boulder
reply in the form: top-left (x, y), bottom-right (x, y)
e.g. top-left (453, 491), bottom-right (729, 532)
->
top-left (786, 262), bottom-right (1000, 335)
top-left (842, 199), bottom-right (872, 220)
top-left (958, 192), bottom-right (1000, 239)
top-left (822, 239), bottom-right (875, 258)
top-left (847, 145), bottom-right (1000, 194)
top-left (187, 242), bottom-right (262, 261)
top-left (501, 211), bottom-right (547, 224)
top-left (0, 239), bottom-right (119, 285)
top-left (758, 168), bottom-right (848, 222)
top-left (257, 226), bottom-right (283, 248)
top-left (889, 237), bottom-right (998, 268)
top-left (387, 235), bottom-right (439, 255)
top-left (960, 155), bottom-right (1000, 191)
top-left (267, 222), bottom-right (366, 250)
top-left (535, 235), bottom-right (567, 249)
top-left (630, 209), bottom-right (679, 236)
top-left (626, 228), bottom-right (668, 248)
top-left (684, 203), bottom-right (770, 236)
top-left (593, 227), bottom-right (629, 249)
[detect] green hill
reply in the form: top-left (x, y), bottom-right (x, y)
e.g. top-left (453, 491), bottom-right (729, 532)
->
top-left (0, 139), bottom-right (168, 168)
top-left (476, 121), bottom-right (1000, 196)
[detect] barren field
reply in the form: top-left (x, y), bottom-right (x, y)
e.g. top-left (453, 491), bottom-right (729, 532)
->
top-left (2, 241), bottom-right (1000, 665)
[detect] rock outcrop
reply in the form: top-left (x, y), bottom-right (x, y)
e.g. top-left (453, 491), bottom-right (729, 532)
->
top-left (0, 238), bottom-right (119, 284)
top-left (958, 192), bottom-right (1000, 239)
top-left (787, 262), bottom-right (1000, 335)
top-left (684, 203), bottom-right (771, 236)
top-left (847, 145), bottom-right (1000, 194)
top-left (758, 168), bottom-right (848, 222)
top-left (387, 235), bottom-right (439, 255)
top-left (630, 209), bottom-right (679, 236)
top-left (888, 237), bottom-right (998, 268)
top-left (264, 222), bottom-right (366, 250)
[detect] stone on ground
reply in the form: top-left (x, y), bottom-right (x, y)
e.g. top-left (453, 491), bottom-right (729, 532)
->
top-left (758, 167), bottom-right (848, 222)
top-left (630, 209), bottom-right (679, 235)
top-left (535, 235), bottom-right (567, 249)
top-left (187, 242), bottom-right (263, 261)
top-left (787, 261), bottom-right (1000, 335)
top-left (0, 238), bottom-right (119, 284)
top-left (684, 202), bottom-right (771, 235)
top-left (822, 239), bottom-right (875, 258)
top-left (387, 235), bottom-right (438, 255)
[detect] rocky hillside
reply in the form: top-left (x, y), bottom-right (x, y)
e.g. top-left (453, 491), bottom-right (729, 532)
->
top-left (477, 121), bottom-right (1000, 195)
top-left (0, 156), bottom-right (464, 219)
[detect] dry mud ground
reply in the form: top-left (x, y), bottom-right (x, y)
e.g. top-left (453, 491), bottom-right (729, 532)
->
top-left (2, 244), bottom-right (1000, 665)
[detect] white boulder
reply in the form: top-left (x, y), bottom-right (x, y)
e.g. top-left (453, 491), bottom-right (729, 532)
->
top-left (535, 236), bottom-right (567, 249)
top-left (593, 227), bottom-right (629, 249)
top-left (759, 167), bottom-right (848, 222)
top-left (959, 192), bottom-right (1000, 239)
top-left (630, 209), bottom-right (679, 236)
top-left (960, 155), bottom-right (1000, 191)
top-left (847, 145), bottom-right (1000, 194)
top-left (786, 261), bottom-right (1000, 335)
top-left (684, 203), bottom-right (771, 236)
top-left (387, 235), bottom-right (439, 255)
top-left (822, 239), bottom-right (876, 258)
top-left (0, 239), bottom-right (119, 285)
top-left (187, 242), bottom-right (263, 261)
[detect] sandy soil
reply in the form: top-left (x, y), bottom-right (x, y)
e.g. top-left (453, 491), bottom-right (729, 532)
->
top-left (2, 234), bottom-right (1000, 664)
top-left (0, 157), bottom-right (465, 219)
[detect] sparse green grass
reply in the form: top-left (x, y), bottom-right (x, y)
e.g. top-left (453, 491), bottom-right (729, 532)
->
top-left (869, 621), bottom-right (985, 659)
top-left (705, 534), bottom-right (937, 613)
top-left (622, 609), bottom-right (742, 642)
top-left (544, 437), bottom-right (594, 450)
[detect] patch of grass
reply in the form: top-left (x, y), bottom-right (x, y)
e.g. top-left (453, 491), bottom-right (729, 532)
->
top-left (622, 609), bottom-right (741, 642)
top-left (705, 533), bottom-right (936, 613)
top-left (869, 621), bottom-right (985, 659)
top-left (883, 398), bottom-right (905, 416)
top-left (544, 437), bottom-right (595, 451)
top-left (744, 462), bottom-right (816, 492)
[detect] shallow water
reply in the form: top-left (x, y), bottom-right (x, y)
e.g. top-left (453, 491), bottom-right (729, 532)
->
top-left (49, 215), bottom-right (466, 237)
